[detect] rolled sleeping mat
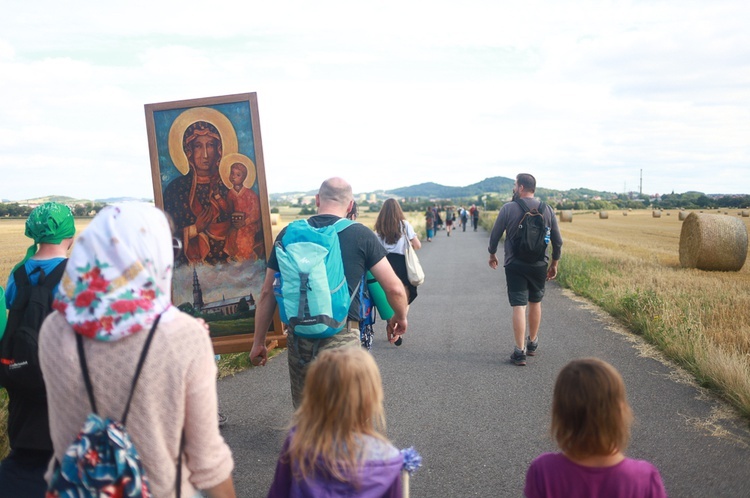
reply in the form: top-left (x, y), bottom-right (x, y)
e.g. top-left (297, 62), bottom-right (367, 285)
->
top-left (366, 271), bottom-right (394, 320)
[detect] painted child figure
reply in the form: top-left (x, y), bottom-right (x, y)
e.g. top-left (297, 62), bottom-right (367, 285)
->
top-left (224, 161), bottom-right (263, 261)
top-left (267, 348), bottom-right (406, 497)
top-left (525, 358), bottom-right (668, 498)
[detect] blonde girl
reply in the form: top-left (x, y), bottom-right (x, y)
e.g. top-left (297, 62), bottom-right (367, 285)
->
top-left (525, 358), bottom-right (667, 498)
top-left (267, 347), bottom-right (405, 497)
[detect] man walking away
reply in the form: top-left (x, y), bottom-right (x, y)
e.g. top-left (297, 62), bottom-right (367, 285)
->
top-left (250, 177), bottom-right (408, 407)
top-left (487, 174), bottom-right (562, 366)
top-left (0, 202), bottom-right (75, 497)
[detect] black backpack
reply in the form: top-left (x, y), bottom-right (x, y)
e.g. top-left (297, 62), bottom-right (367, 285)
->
top-left (512, 199), bottom-right (549, 263)
top-left (0, 260), bottom-right (67, 391)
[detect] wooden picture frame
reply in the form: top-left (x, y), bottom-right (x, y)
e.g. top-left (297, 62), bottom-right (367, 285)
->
top-left (144, 92), bottom-right (285, 353)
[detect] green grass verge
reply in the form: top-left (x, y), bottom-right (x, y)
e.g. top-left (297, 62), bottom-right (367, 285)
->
top-left (556, 252), bottom-right (750, 420)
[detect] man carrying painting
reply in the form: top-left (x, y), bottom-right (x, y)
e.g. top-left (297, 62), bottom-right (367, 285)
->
top-left (249, 177), bottom-right (408, 407)
top-left (487, 173), bottom-right (562, 366)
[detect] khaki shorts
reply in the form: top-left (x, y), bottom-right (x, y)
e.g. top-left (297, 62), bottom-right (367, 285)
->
top-left (287, 321), bottom-right (360, 408)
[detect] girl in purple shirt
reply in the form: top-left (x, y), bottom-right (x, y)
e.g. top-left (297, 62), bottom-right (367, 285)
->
top-left (268, 348), bottom-right (405, 497)
top-left (525, 358), bottom-right (668, 498)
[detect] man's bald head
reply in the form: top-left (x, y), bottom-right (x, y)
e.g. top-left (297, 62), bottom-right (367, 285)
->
top-left (316, 177), bottom-right (354, 216)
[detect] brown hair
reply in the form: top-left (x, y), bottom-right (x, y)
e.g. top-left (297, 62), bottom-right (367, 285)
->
top-left (287, 348), bottom-right (389, 486)
top-left (230, 162), bottom-right (248, 183)
top-left (551, 358), bottom-right (633, 459)
top-left (374, 198), bottom-right (406, 245)
top-left (516, 173), bottom-right (536, 193)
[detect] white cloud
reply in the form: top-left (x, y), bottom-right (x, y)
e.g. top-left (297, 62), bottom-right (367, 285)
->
top-left (1, 0), bottom-right (749, 200)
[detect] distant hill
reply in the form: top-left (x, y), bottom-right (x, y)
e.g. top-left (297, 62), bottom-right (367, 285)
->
top-left (389, 177), bottom-right (516, 198)
top-left (270, 176), bottom-right (620, 201)
top-left (7, 196), bottom-right (153, 205)
top-left (95, 197), bottom-right (153, 204)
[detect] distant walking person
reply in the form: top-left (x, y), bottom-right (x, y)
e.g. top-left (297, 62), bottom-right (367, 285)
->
top-left (525, 358), bottom-right (667, 498)
top-left (445, 206), bottom-right (454, 236)
top-left (460, 206), bottom-right (468, 232)
top-left (425, 208), bottom-right (435, 242)
top-left (375, 198), bottom-right (421, 345)
top-left (488, 173), bottom-right (562, 366)
top-left (471, 204), bottom-right (480, 231)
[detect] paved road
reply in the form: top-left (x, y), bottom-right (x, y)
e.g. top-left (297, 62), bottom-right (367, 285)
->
top-left (218, 224), bottom-right (750, 497)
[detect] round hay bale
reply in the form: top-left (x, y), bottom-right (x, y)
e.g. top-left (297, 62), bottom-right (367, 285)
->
top-left (270, 213), bottom-right (280, 226)
top-left (679, 213), bottom-right (748, 271)
top-left (628, 208), bottom-right (632, 211)
top-left (622, 211), bottom-right (628, 216)
top-left (678, 210), bottom-right (689, 221)
top-left (742, 210), bottom-right (749, 217)
top-left (652, 210), bottom-right (662, 218)
top-left (666, 212), bottom-right (671, 216)
top-left (559, 210), bottom-right (573, 223)
top-left (599, 211), bottom-right (608, 219)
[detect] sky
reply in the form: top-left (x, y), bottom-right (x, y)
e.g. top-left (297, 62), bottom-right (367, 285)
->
top-left (1, 0), bottom-right (749, 201)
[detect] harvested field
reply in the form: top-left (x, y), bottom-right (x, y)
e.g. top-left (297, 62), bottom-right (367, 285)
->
top-left (555, 208), bottom-right (750, 419)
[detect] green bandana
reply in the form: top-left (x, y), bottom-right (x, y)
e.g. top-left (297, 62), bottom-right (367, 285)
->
top-left (12, 202), bottom-right (76, 272)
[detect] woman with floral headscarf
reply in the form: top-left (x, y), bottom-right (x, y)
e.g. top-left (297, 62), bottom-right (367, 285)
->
top-left (38, 203), bottom-right (236, 498)
top-left (0, 202), bottom-right (75, 498)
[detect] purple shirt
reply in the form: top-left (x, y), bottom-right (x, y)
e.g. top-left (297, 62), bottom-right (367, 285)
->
top-left (268, 432), bottom-right (404, 498)
top-left (525, 453), bottom-right (667, 498)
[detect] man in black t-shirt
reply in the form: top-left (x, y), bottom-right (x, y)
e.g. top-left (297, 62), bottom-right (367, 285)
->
top-left (250, 177), bottom-right (408, 407)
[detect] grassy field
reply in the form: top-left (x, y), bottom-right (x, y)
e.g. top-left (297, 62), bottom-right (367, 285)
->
top-left (361, 205), bottom-right (750, 423)
top-left (486, 208), bottom-right (750, 422)
top-left (6, 206), bottom-right (745, 458)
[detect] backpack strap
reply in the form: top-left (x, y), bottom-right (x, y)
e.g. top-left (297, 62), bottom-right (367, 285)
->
top-left (12, 264), bottom-right (31, 291)
top-left (176, 429), bottom-right (185, 496)
top-left (514, 198), bottom-right (531, 213)
top-left (333, 217), bottom-right (355, 232)
top-left (76, 314), bottom-right (162, 423)
top-left (39, 259), bottom-right (67, 291)
top-left (515, 198), bottom-right (547, 214)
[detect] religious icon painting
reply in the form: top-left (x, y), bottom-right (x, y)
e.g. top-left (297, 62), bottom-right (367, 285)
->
top-left (145, 93), bottom-right (284, 352)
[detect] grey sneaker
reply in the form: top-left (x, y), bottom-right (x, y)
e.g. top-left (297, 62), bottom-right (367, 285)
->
top-left (526, 337), bottom-right (538, 356)
top-left (510, 348), bottom-right (527, 366)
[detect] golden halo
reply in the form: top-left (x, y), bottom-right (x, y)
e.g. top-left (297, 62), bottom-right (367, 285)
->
top-left (220, 153), bottom-right (257, 190)
top-left (168, 107), bottom-right (239, 175)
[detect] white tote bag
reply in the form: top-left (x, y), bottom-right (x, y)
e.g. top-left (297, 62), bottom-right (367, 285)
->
top-left (403, 233), bottom-right (425, 287)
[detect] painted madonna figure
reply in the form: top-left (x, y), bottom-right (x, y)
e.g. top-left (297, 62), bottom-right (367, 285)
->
top-left (163, 121), bottom-right (231, 266)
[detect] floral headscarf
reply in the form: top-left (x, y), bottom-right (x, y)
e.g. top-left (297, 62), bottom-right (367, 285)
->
top-left (54, 203), bottom-right (174, 341)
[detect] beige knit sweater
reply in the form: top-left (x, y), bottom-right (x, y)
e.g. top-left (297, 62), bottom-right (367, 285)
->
top-left (39, 308), bottom-right (234, 497)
